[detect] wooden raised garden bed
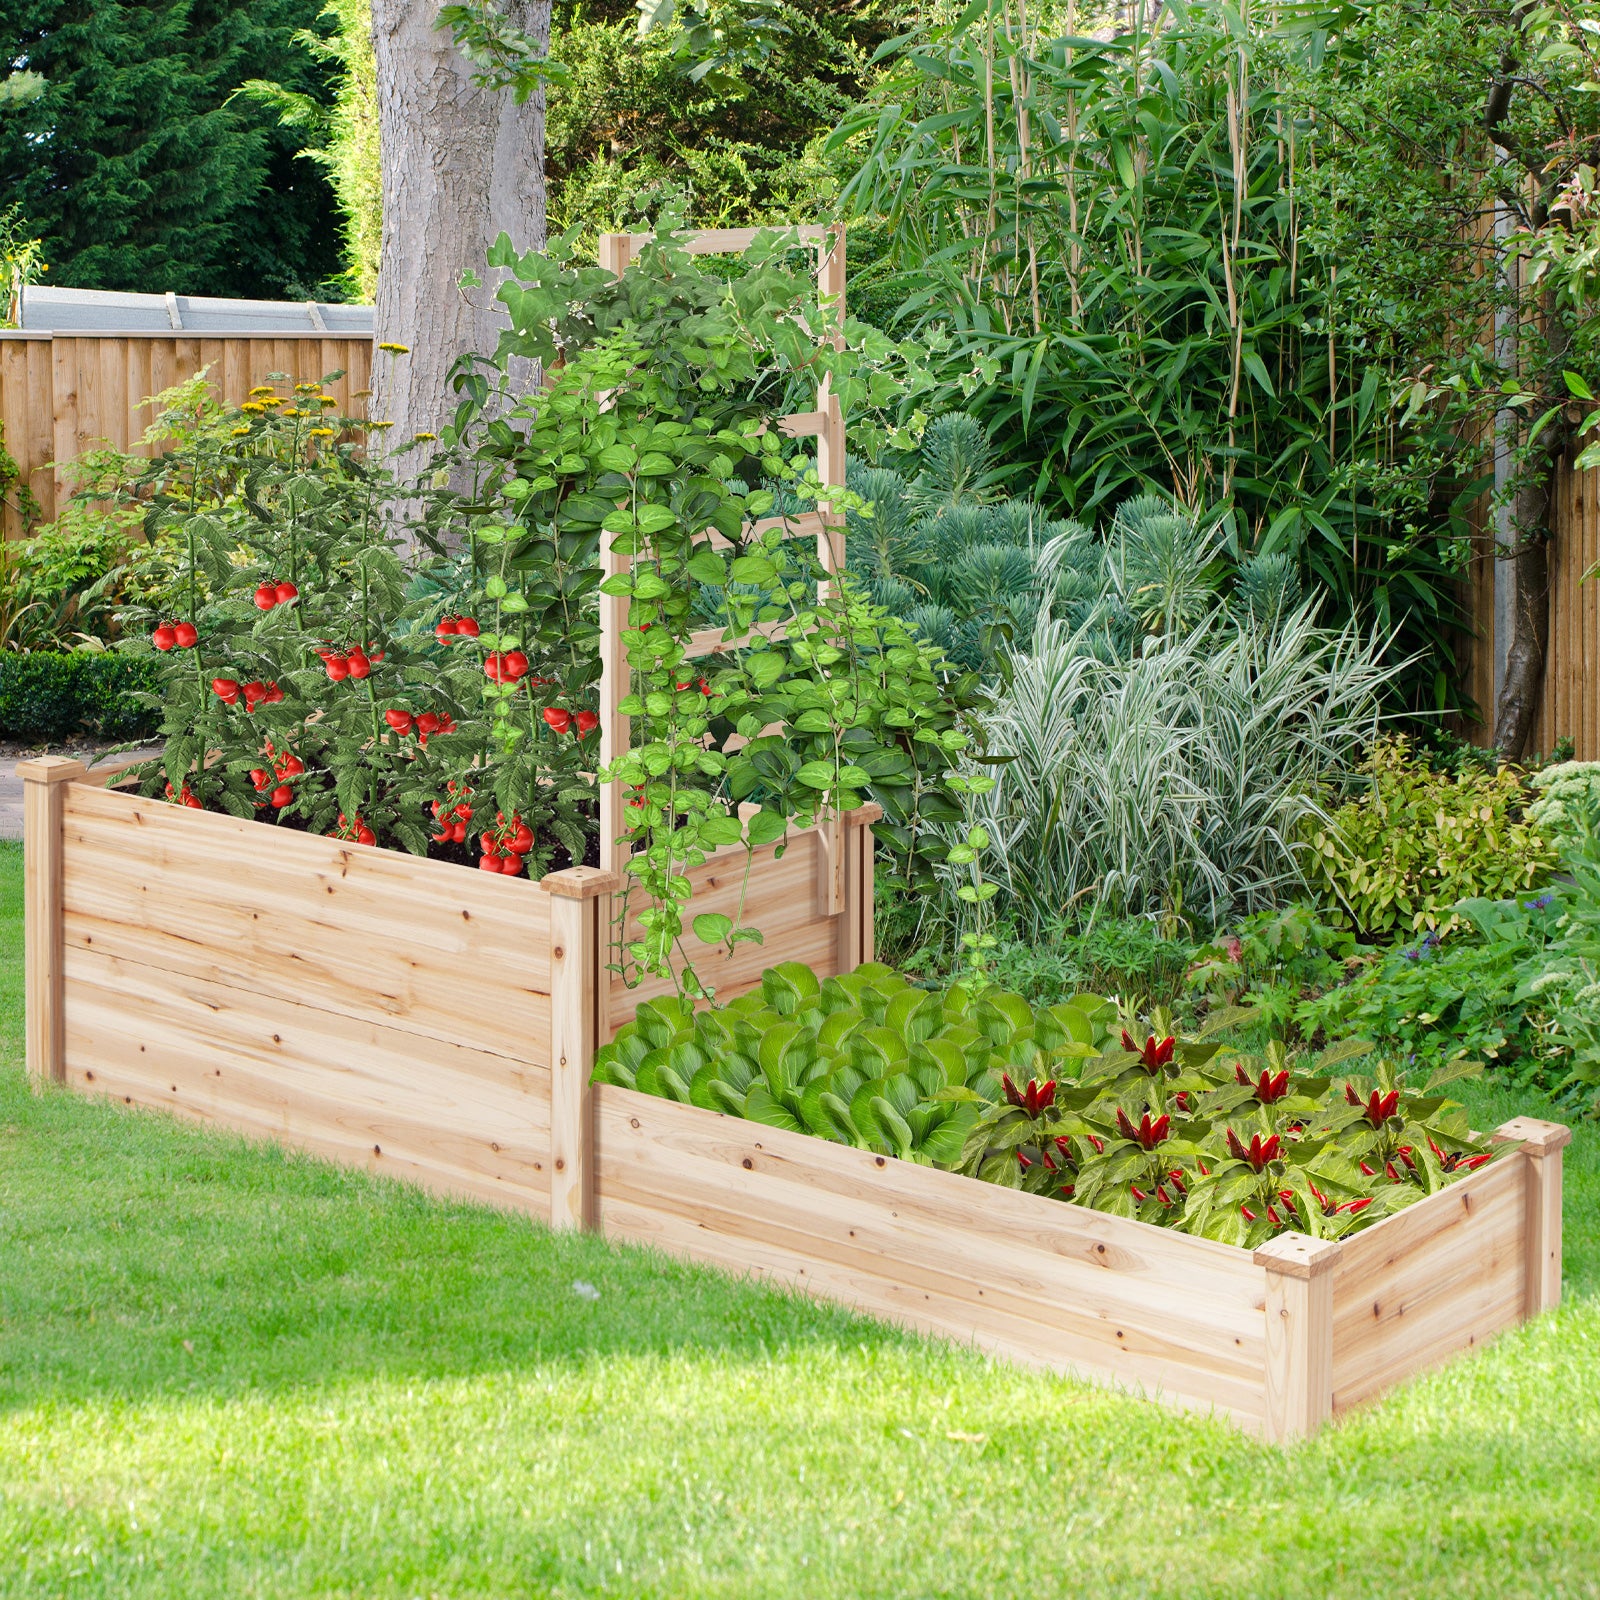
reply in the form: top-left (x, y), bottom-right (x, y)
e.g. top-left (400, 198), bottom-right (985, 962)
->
top-left (22, 756), bottom-right (1569, 1443)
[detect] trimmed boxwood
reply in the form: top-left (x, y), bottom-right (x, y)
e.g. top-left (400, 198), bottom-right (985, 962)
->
top-left (0, 651), bottom-right (161, 744)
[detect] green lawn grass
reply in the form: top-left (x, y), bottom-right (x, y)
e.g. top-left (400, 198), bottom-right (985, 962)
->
top-left (1, 837), bottom-right (1597, 1599)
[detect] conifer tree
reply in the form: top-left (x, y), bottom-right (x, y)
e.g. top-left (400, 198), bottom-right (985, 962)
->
top-left (0, 0), bottom-right (343, 298)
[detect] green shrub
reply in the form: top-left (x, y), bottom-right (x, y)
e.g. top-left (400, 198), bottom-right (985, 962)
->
top-left (1305, 736), bottom-right (1555, 938)
top-left (0, 651), bottom-right (161, 743)
top-left (594, 960), bottom-right (1503, 1246)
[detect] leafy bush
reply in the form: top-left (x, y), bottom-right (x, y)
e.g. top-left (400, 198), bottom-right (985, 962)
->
top-left (594, 960), bottom-right (1503, 1246)
top-left (1302, 811), bottom-right (1600, 1113)
top-left (0, 650), bottom-right (160, 743)
top-left (833, 4), bottom-right (1476, 715)
top-left (1305, 736), bottom-right (1554, 939)
top-left (962, 603), bottom-right (1394, 928)
top-left (985, 916), bottom-right (1198, 1011)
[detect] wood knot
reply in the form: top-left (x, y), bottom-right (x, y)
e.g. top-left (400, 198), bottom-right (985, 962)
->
top-left (554, 1158), bottom-right (566, 1172)
top-left (553, 945), bottom-right (565, 960)
top-left (875, 1156), bottom-right (886, 1167)
top-left (742, 1157), bottom-right (753, 1170)
top-left (373, 1144), bottom-right (381, 1156)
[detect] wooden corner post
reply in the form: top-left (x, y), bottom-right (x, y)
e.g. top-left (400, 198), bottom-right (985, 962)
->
top-left (19, 756), bottom-right (85, 1086)
top-left (542, 866), bottom-right (619, 1231)
top-left (1494, 1117), bottom-right (1571, 1315)
top-left (1255, 1232), bottom-right (1341, 1444)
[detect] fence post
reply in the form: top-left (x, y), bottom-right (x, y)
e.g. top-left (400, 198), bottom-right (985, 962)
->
top-left (19, 757), bottom-right (85, 1086)
top-left (1255, 1232), bottom-right (1341, 1444)
top-left (542, 866), bottom-right (620, 1231)
top-left (842, 803), bottom-right (881, 971)
top-left (1493, 1117), bottom-right (1571, 1315)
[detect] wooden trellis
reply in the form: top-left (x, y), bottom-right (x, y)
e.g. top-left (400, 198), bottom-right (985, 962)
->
top-left (593, 224), bottom-right (851, 948)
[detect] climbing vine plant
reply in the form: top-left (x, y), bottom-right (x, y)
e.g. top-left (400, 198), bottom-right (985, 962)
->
top-left (454, 224), bottom-right (987, 996)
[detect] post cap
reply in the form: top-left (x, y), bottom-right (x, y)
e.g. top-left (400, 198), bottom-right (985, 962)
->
top-left (1254, 1232), bottom-right (1343, 1279)
top-left (540, 865), bottom-right (622, 900)
top-left (845, 802), bottom-right (884, 826)
top-left (15, 756), bottom-right (87, 785)
top-left (1492, 1117), bottom-right (1572, 1154)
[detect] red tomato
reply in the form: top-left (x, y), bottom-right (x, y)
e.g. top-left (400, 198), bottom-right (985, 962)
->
top-left (483, 653), bottom-right (504, 683)
top-left (273, 581), bottom-right (298, 605)
top-left (356, 826), bottom-right (376, 846)
top-left (152, 624), bottom-right (177, 651)
top-left (450, 820), bottom-right (467, 843)
top-left (454, 616), bottom-right (480, 638)
top-left (172, 621), bottom-right (198, 648)
top-left (270, 784), bottom-right (294, 808)
top-left (502, 650), bottom-right (529, 679)
top-left (384, 708), bottom-right (413, 734)
top-left (345, 651), bottom-right (371, 679)
top-left (212, 678), bottom-right (240, 703)
top-left (324, 654), bottom-right (349, 681)
top-left (416, 711), bottom-right (440, 735)
top-left (253, 583), bottom-right (278, 610)
top-left (575, 710), bottom-right (598, 735)
top-left (511, 824), bottom-right (534, 854)
top-left (263, 682), bottom-right (284, 705)
top-left (277, 753), bottom-right (305, 777)
top-left (542, 707), bottom-right (571, 733)
top-left (478, 853), bottom-right (500, 871)
top-left (249, 768), bottom-right (270, 790)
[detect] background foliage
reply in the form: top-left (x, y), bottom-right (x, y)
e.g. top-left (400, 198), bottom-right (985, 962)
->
top-left (0, 0), bottom-right (345, 298)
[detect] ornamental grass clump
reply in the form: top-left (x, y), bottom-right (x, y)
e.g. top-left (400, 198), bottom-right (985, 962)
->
top-left (959, 601), bottom-right (1397, 928)
top-left (593, 961), bottom-right (1503, 1247)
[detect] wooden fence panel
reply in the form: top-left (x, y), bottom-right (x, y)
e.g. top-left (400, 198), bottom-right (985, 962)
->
top-left (0, 332), bottom-right (372, 538)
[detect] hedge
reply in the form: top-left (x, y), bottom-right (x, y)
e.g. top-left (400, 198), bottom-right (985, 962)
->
top-left (0, 652), bottom-right (161, 744)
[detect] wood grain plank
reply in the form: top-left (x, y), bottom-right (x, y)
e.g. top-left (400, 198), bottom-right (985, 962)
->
top-left (64, 943), bottom-right (552, 1211)
top-left (60, 784), bottom-right (555, 1062)
top-left (594, 1087), bottom-right (1268, 1421)
top-left (1331, 1158), bottom-right (1526, 1411)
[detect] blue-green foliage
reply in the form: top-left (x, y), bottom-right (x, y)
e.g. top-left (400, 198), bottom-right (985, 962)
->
top-left (847, 414), bottom-right (1309, 671)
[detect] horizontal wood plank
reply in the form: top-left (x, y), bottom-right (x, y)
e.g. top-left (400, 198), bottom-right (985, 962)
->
top-left (1331, 1157), bottom-right (1528, 1412)
top-left (594, 1086), bottom-right (1268, 1423)
top-left (64, 943), bottom-right (551, 1211)
top-left (60, 784), bottom-right (553, 1062)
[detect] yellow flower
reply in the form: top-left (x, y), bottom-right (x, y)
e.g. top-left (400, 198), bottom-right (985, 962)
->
top-left (231, 426), bottom-right (251, 437)
top-left (281, 408), bottom-right (301, 418)
top-left (317, 394), bottom-right (338, 406)
top-left (413, 431), bottom-right (438, 443)
top-left (308, 427), bottom-right (335, 438)
top-left (379, 341), bottom-right (410, 354)
top-left (294, 381), bottom-right (318, 393)
top-left (240, 402), bottom-right (266, 414)
top-left (366, 419), bottom-right (395, 430)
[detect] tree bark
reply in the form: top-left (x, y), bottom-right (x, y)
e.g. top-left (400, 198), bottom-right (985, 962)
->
top-left (1493, 464), bottom-right (1553, 759)
top-left (369, 0), bottom-right (550, 444)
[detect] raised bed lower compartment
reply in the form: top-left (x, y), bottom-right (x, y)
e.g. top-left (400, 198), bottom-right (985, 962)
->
top-left (21, 758), bottom-right (1569, 1442)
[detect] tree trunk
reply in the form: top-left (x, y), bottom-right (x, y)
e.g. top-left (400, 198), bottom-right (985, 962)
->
top-left (369, 0), bottom-right (549, 445)
top-left (1493, 465), bottom-right (1553, 759)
